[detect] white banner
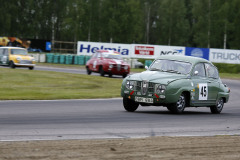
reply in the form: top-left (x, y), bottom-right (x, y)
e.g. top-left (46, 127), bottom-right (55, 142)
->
top-left (155, 45), bottom-right (185, 57)
top-left (77, 41), bottom-right (240, 64)
top-left (210, 49), bottom-right (240, 64)
top-left (77, 41), bottom-right (131, 58)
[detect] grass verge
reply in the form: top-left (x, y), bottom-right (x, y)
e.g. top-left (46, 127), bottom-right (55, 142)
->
top-left (0, 68), bottom-right (122, 100)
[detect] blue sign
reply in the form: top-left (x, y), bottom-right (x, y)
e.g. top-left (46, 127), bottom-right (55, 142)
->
top-left (185, 47), bottom-right (209, 60)
top-left (46, 42), bottom-right (51, 51)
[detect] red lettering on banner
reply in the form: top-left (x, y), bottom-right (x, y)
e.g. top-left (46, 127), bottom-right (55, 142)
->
top-left (135, 46), bottom-right (154, 55)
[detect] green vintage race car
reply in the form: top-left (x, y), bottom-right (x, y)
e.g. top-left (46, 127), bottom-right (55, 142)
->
top-left (121, 55), bottom-right (230, 114)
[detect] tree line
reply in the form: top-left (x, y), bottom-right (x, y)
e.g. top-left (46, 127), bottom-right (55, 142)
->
top-left (0, 0), bottom-right (240, 50)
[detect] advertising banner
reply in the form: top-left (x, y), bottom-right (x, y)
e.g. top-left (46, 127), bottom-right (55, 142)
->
top-left (209, 49), bottom-right (240, 64)
top-left (77, 41), bottom-right (131, 57)
top-left (135, 46), bottom-right (154, 56)
top-left (131, 44), bottom-right (185, 59)
top-left (156, 46), bottom-right (185, 57)
top-left (185, 47), bottom-right (209, 60)
top-left (77, 41), bottom-right (240, 64)
top-left (131, 44), bottom-right (156, 59)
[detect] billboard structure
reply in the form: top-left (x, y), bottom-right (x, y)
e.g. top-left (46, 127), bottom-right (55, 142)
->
top-left (77, 41), bottom-right (240, 64)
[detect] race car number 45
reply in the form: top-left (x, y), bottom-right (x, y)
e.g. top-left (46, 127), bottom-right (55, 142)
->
top-left (135, 97), bottom-right (153, 103)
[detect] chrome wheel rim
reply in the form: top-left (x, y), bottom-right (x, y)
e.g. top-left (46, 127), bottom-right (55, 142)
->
top-left (177, 95), bottom-right (185, 111)
top-left (217, 99), bottom-right (224, 111)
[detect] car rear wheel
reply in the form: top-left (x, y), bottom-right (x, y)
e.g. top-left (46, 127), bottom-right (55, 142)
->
top-left (123, 97), bottom-right (139, 112)
top-left (168, 93), bottom-right (186, 114)
top-left (9, 61), bottom-right (16, 69)
top-left (210, 98), bottom-right (224, 114)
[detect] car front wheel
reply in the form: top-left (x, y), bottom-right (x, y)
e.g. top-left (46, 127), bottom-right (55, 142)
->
top-left (123, 97), bottom-right (139, 112)
top-left (86, 67), bottom-right (91, 75)
top-left (210, 98), bottom-right (224, 114)
top-left (9, 61), bottom-right (16, 69)
top-left (168, 93), bottom-right (186, 114)
top-left (99, 67), bottom-right (105, 76)
top-left (29, 66), bottom-right (34, 70)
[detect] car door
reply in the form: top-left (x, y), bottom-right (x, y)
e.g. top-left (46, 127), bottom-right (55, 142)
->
top-left (204, 63), bottom-right (220, 104)
top-left (191, 63), bottom-right (210, 105)
top-left (0, 48), bottom-right (9, 65)
top-left (88, 52), bottom-right (98, 71)
top-left (0, 48), bottom-right (3, 64)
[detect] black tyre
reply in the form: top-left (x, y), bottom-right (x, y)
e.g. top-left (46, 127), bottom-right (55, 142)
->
top-left (29, 66), bottom-right (34, 70)
top-left (99, 67), bottom-right (105, 77)
top-left (122, 74), bottom-right (127, 78)
top-left (86, 67), bottom-right (92, 75)
top-left (210, 98), bottom-right (224, 114)
top-left (109, 73), bottom-right (112, 78)
top-left (166, 105), bottom-right (174, 112)
top-left (123, 97), bottom-right (139, 112)
top-left (9, 61), bottom-right (16, 69)
top-left (168, 93), bottom-right (186, 114)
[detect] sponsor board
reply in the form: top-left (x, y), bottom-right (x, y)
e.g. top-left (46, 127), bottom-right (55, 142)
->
top-left (77, 41), bottom-right (131, 57)
top-left (210, 48), bottom-right (240, 64)
top-left (77, 41), bottom-right (240, 64)
top-left (46, 42), bottom-right (51, 51)
top-left (157, 46), bottom-right (185, 56)
top-left (185, 47), bottom-right (209, 60)
top-left (131, 45), bottom-right (185, 59)
top-left (135, 46), bottom-right (154, 56)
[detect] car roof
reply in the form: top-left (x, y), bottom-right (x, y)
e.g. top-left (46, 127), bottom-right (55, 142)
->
top-left (156, 55), bottom-right (211, 64)
top-left (0, 46), bottom-right (26, 50)
top-left (97, 50), bottom-right (120, 54)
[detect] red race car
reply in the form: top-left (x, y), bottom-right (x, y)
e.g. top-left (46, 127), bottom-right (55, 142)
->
top-left (86, 50), bottom-right (130, 78)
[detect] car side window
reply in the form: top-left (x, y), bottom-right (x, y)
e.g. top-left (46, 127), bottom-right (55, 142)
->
top-left (205, 63), bottom-right (219, 79)
top-left (97, 53), bottom-right (101, 58)
top-left (192, 63), bottom-right (206, 77)
top-left (0, 49), bottom-right (3, 55)
top-left (91, 53), bottom-right (97, 58)
top-left (3, 49), bottom-right (8, 55)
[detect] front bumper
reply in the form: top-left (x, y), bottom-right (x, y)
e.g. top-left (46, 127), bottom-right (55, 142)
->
top-left (15, 63), bottom-right (36, 67)
top-left (123, 93), bottom-right (167, 106)
top-left (105, 68), bottom-right (129, 75)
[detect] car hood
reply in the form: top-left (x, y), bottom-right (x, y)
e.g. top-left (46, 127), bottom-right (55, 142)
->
top-left (107, 59), bottom-right (128, 65)
top-left (127, 70), bottom-right (188, 85)
top-left (11, 55), bottom-right (33, 60)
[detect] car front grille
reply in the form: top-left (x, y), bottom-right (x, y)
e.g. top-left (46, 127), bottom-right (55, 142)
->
top-left (19, 60), bottom-right (32, 64)
top-left (135, 81), bottom-right (154, 95)
top-left (112, 64), bottom-right (126, 71)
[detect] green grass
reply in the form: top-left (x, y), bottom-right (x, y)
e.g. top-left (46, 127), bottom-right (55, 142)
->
top-left (219, 73), bottom-right (240, 80)
top-left (1, 64), bottom-right (239, 100)
top-left (0, 68), bottom-right (122, 100)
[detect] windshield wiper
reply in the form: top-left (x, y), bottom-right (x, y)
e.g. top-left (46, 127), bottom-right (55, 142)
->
top-left (149, 68), bottom-right (163, 71)
top-left (165, 70), bottom-right (181, 74)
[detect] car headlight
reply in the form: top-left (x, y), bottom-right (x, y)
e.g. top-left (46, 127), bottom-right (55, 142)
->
top-left (16, 57), bottom-right (21, 61)
top-left (155, 84), bottom-right (166, 94)
top-left (126, 81), bottom-right (135, 90)
top-left (109, 64), bottom-right (113, 69)
top-left (124, 65), bottom-right (128, 70)
top-left (32, 58), bottom-right (36, 62)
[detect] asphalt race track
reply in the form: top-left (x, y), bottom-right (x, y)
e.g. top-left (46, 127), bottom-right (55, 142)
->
top-left (0, 66), bottom-right (240, 141)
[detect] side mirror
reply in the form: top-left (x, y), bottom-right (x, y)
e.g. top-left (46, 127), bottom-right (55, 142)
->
top-left (145, 66), bottom-right (149, 70)
top-left (194, 71), bottom-right (199, 76)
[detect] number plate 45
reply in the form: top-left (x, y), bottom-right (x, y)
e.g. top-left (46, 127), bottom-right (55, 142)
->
top-left (199, 83), bottom-right (208, 100)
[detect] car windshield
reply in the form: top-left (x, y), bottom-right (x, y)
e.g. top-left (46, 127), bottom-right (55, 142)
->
top-left (11, 49), bottom-right (27, 55)
top-left (102, 53), bottom-right (122, 60)
top-left (149, 59), bottom-right (192, 74)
